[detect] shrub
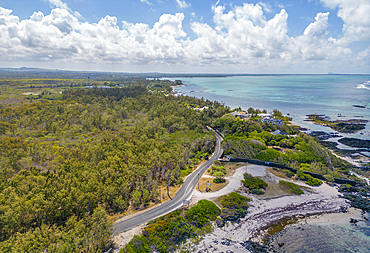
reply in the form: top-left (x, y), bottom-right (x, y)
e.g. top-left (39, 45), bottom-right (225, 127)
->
top-left (279, 180), bottom-right (304, 195)
top-left (324, 174), bottom-right (334, 182)
top-left (213, 178), bottom-right (225, 183)
top-left (218, 193), bottom-right (251, 227)
top-left (209, 165), bottom-right (226, 176)
top-left (296, 169), bottom-right (310, 180)
top-left (126, 199), bottom-right (222, 252)
top-left (284, 169), bottom-right (295, 178)
top-left (242, 173), bottom-right (268, 190)
top-left (220, 192), bottom-right (250, 210)
top-left (250, 189), bottom-right (265, 195)
top-left (212, 171), bottom-right (226, 183)
top-left (296, 170), bottom-right (322, 186)
top-left (126, 235), bottom-right (151, 253)
top-left (306, 177), bottom-right (322, 186)
top-left (220, 208), bottom-right (246, 224)
top-left (185, 200), bottom-right (221, 228)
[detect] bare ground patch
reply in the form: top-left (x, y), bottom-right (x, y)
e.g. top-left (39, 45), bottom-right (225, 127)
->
top-left (0, 98), bottom-right (21, 104)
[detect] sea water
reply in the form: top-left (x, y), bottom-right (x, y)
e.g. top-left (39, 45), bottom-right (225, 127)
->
top-left (172, 75), bottom-right (370, 140)
top-left (266, 211), bottom-right (370, 253)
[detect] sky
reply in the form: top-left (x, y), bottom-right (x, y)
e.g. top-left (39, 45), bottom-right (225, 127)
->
top-left (0, 0), bottom-right (369, 74)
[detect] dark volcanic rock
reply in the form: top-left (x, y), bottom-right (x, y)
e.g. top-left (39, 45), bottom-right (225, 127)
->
top-left (338, 137), bottom-right (370, 149)
top-left (309, 131), bottom-right (342, 140)
top-left (240, 241), bottom-right (269, 253)
top-left (305, 114), bottom-right (368, 133)
top-left (339, 184), bottom-right (370, 212)
top-left (344, 194), bottom-right (370, 212)
top-left (219, 208), bottom-right (246, 225)
top-left (333, 122), bottom-right (367, 133)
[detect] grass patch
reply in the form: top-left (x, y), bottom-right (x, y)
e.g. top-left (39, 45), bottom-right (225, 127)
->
top-left (197, 177), bottom-right (228, 192)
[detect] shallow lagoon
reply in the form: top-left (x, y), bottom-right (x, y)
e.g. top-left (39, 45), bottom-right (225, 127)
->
top-left (265, 210), bottom-right (370, 253)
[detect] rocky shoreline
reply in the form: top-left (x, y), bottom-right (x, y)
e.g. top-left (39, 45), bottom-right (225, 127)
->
top-left (338, 137), bottom-right (370, 149)
top-left (305, 114), bottom-right (368, 133)
top-left (181, 167), bottom-right (350, 252)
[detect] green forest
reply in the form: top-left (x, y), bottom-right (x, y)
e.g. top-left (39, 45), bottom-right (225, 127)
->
top-left (0, 78), bottom-right (228, 252)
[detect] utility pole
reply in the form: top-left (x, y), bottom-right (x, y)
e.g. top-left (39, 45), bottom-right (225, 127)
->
top-left (198, 173), bottom-right (200, 191)
top-left (160, 183), bottom-right (162, 203)
top-left (167, 173), bottom-right (172, 200)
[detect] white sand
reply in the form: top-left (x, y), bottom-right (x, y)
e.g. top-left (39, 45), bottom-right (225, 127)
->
top-left (300, 207), bottom-right (362, 225)
top-left (112, 224), bottom-right (146, 251)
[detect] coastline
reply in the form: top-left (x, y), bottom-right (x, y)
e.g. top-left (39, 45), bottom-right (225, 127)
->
top-left (179, 165), bottom-right (352, 252)
top-left (119, 75), bottom-right (370, 251)
top-left (264, 208), bottom-right (370, 252)
top-left (171, 75), bottom-right (370, 142)
top-left (117, 164), bottom-right (369, 252)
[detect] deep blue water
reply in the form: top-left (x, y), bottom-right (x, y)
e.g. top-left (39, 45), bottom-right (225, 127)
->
top-left (172, 75), bottom-right (370, 140)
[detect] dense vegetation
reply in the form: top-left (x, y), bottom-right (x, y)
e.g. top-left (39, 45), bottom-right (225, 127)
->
top-left (125, 193), bottom-right (251, 252)
top-left (125, 200), bottom-right (220, 252)
top-left (207, 163), bottom-right (227, 183)
top-left (216, 114), bottom-right (356, 181)
top-left (0, 208), bottom-right (113, 252)
top-left (0, 77), bottom-right (229, 251)
top-left (217, 192), bottom-right (250, 227)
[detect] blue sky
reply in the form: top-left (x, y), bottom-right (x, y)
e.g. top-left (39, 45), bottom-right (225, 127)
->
top-left (0, 0), bottom-right (369, 73)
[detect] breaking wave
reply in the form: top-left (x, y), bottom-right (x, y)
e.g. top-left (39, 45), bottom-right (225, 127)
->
top-left (357, 81), bottom-right (370, 90)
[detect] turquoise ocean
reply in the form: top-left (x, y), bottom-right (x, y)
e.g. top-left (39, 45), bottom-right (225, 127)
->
top-left (172, 75), bottom-right (370, 141)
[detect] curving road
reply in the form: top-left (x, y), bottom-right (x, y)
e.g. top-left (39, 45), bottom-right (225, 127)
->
top-left (113, 131), bottom-right (223, 234)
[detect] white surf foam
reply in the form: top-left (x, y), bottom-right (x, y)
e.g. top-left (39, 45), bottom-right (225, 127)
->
top-left (357, 81), bottom-right (370, 90)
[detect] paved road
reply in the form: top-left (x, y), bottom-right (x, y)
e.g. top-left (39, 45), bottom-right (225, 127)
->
top-left (113, 131), bottom-right (223, 234)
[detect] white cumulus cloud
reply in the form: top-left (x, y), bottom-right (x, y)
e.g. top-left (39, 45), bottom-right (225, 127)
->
top-left (43, 0), bottom-right (69, 10)
top-left (43, 0), bottom-right (82, 18)
top-left (0, 2), bottom-right (368, 72)
top-left (320, 0), bottom-right (370, 42)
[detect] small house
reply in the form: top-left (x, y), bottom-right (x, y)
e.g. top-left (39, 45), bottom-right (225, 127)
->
top-left (261, 117), bottom-right (283, 126)
top-left (231, 112), bottom-right (250, 120)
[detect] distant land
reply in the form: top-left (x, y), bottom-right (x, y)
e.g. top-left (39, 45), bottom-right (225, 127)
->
top-left (0, 67), bottom-right (368, 80)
